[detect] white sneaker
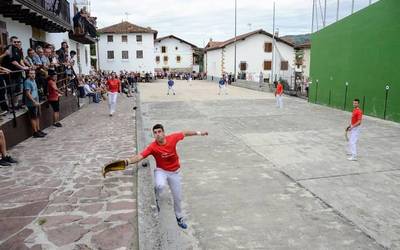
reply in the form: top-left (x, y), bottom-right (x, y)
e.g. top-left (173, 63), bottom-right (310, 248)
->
top-left (347, 156), bottom-right (357, 161)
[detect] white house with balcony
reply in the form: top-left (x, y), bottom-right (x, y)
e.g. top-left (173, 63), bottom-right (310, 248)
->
top-left (204, 29), bottom-right (295, 83)
top-left (97, 21), bottom-right (157, 73)
top-left (154, 35), bottom-right (200, 73)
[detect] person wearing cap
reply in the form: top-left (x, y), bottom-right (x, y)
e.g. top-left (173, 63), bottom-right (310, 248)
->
top-left (47, 70), bottom-right (63, 127)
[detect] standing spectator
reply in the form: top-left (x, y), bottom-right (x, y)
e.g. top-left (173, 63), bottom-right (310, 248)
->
top-left (47, 70), bottom-right (63, 127)
top-left (24, 48), bottom-right (36, 68)
top-left (259, 72), bottom-right (263, 88)
top-left (24, 70), bottom-right (46, 138)
top-left (106, 73), bottom-right (121, 116)
top-left (1, 36), bottom-right (29, 110)
top-left (56, 42), bottom-right (68, 63)
top-left (0, 130), bottom-right (18, 166)
top-left (0, 67), bottom-right (12, 114)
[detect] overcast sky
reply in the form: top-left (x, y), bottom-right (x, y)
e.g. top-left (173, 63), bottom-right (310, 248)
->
top-left (91, 0), bottom-right (378, 47)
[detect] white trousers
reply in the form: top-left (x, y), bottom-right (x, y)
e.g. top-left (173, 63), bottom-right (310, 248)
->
top-left (276, 95), bottom-right (283, 108)
top-left (167, 85), bottom-right (175, 95)
top-left (108, 92), bottom-right (118, 114)
top-left (218, 85), bottom-right (227, 95)
top-left (348, 126), bottom-right (361, 157)
top-left (155, 168), bottom-right (182, 218)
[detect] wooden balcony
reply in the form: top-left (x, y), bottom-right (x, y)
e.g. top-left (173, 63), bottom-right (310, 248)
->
top-left (0, 0), bottom-right (71, 33)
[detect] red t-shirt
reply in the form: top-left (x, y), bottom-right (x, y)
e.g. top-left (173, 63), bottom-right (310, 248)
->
top-left (47, 79), bottom-right (59, 101)
top-left (351, 107), bottom-right (363, 126)
top-left (140, 132), bottom-right (185, 172)
top-left (107, 79), bottom-right (120, 93)
top-left (276, 83), bottom-right (283, 95)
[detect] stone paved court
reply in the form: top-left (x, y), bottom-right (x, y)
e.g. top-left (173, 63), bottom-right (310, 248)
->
top-left (140, 80), bottom-right (400, 250)
top-left (0, 96), bottom-right (138, 250)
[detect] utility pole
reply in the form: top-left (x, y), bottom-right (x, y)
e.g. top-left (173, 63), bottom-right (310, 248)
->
top-left (234, 0), bottom-right (237, 80)
top-left (311, 0), bottom-right (315, 33)
top-left (323, 0), bottom-right (327, 27)
top-left (271, 2), bottom-right (275, 83)
top-left (336, 0), bottom-right (340, 21)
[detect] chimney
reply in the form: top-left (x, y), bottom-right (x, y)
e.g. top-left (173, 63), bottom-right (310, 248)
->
top-left (209, 38), bottom-right (213, 42)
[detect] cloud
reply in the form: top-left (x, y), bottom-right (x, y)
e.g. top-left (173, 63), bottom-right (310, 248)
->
top-left (91, 0), bottom-right (378, 47)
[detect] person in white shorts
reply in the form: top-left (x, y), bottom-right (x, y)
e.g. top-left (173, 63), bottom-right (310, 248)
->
top-left (124, 124), bottom-right (208, 229)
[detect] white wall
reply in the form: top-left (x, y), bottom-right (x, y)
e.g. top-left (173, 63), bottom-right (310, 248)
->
top-left (206, 33), bottom-right (295, 82)
top-left (154, 38), bottom-right (194, 71)
top-left (0, 15), bottom-right (32, 50)
top-left (303, 48), bottom-right (311, 79)
top-left (205, 49), bottom-right (222, 78)
top-left (98, 33), bottom-right (155, 73)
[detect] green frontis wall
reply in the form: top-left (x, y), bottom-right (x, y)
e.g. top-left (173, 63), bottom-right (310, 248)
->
top-left (309, 0), bottom-right (400, 122)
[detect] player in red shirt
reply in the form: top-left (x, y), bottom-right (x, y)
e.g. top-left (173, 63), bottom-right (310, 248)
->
top-left (275, 81), bottom-right (283, 108)
top-left (125, 124), bottom-right (208, 229)
top-left (106, 73), bottom-right (121, 116)
top-left (347, 98), bottom-right (363, 161)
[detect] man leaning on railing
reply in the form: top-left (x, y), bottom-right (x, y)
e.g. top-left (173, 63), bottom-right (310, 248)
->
top-left (24, 69), bottom-right (47, 138)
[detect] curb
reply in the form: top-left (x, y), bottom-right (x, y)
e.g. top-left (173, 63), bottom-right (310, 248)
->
top-left (135, 92), bottom-right (162, 250)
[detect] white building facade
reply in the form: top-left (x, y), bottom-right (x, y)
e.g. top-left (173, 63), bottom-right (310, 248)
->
top-left (294, 43), bottom-right (311, 80)
top-left (154, 35), bottom-right (200, 73)
top-left (0, 0), bottom-right (94, 75)
top-left (205, 30), bottom-right (295, 83)
top-left (97, 22), bottom-right (157, 73)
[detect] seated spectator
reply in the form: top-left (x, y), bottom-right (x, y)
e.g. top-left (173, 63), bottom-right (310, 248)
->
top-left (83, 79), bottom-right (100, 103)
top-left (0, 130), bottom-right (17, 166)
top-left (24, 70), bottom-right (46, 138)
top-left (47, 70), bottom-right (63, 127)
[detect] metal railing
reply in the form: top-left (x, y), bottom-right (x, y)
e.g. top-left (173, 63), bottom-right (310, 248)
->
top-left (27, 0), bottom-right (71, 24)
top-left (0, 65), bottom-right (76, 128)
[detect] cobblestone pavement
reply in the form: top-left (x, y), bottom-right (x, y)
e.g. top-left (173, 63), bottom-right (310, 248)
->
top-left (140, 79), bottom-right (400, 249)
top-left (0, 95), bottom-right (138, 250)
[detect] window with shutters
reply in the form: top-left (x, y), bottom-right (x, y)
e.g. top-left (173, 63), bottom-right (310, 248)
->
top-left (107, 50), bottom-right (114, 59)
top-left (264, 60), bottom-right (272, 70)
top-left (281, 61), bottom-right (288, 70)
top-left (176, 56), bottom-right (181, 63)
top-left (161, 46), bottom-right (166, 53)
top-left (264, 42), bottom-right (272, 52)
top-left (163, 56), bottom-right (168, 62)
top-left (239, 62), bottom-right (247, 71)
top-left (121, 35), bottom-right (128, 42)
top-left (136, 50), bottom-right (143, 59)
top-left (107, 35), bottom-right (113, 42)
top-left (136, 35), bottom-right (142, 42)
top-left (156, 56), bottom-right (160, 63)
